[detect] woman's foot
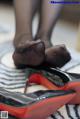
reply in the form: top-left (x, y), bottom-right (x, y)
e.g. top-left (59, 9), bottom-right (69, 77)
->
top-left (35, 34), bottom-right (52, 48)
top-left (13, 39), bottom-right (45, 68)
top-left (44, 45), bottom-right (71, 68)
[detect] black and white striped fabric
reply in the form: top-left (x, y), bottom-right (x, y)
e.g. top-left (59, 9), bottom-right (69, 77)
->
top-left (0, 41), bottom-right (80, 119)
top-left (0, 41), bottom-right (28, 90)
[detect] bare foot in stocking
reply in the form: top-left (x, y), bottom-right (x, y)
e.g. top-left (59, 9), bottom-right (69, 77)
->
top-left (13, 37), bottom-right (45, 68)
top-left (44, 45), bottom-right (71, 68)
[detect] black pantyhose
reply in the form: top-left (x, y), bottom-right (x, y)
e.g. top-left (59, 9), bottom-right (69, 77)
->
top-left (13, 0), bottom-right (45, 67)
top-left (13, 0), bottom-right (71, 68)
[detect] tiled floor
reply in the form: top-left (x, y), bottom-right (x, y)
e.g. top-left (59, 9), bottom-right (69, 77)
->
top-left (0, 4), bottom-right (79, 50)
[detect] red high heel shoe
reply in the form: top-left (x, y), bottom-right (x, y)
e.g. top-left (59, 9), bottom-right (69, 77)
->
top-left (31, 67), bottom-right (80, 105)
top-left (62, 73), bottom-right (80, 104)
top-left (0, 67), bottom-right (75, 119)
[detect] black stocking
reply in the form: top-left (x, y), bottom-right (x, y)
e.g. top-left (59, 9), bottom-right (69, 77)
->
top-left (13, 0), bottom-right (45, 68)
top-left (36, 0), bottom-right (71, 67)
top-left (36, 0), bottom-right (62, 48)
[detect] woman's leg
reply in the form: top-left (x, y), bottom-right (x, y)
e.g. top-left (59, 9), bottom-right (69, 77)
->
top-left (13, 0), bottom-right (45, 68)
top-left (36, 0), bottom-right (63, 48)
top-left (36, 0), bottom-right (71, 67)
top-left (14, 0), bottom-right (40, 50)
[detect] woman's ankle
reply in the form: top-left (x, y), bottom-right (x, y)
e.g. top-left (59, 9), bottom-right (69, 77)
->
top-left (14, 33), bottom-right (32, 49)
top-left (35, 33), bottom-right (52, 48)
